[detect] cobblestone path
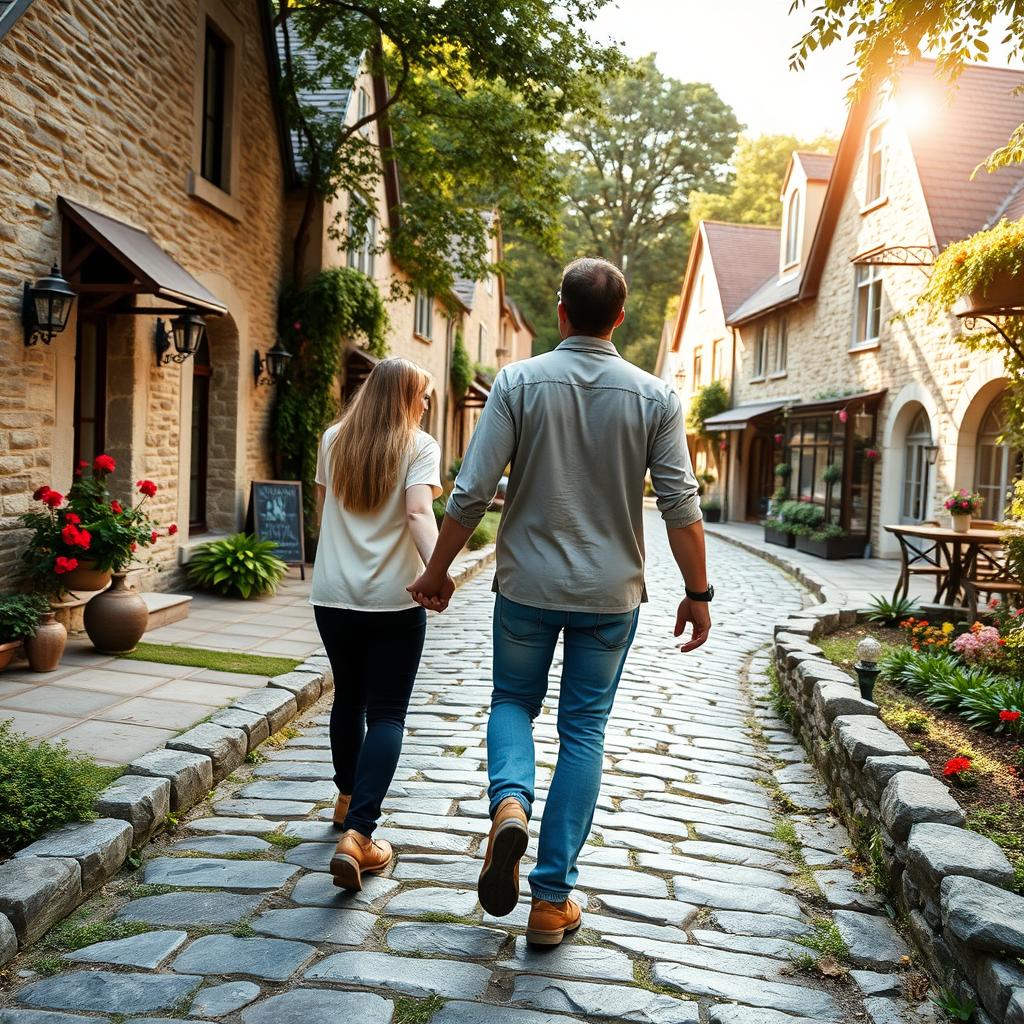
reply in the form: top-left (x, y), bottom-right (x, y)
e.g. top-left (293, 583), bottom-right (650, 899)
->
top-left (1, 514), bottom-right (925, 1024)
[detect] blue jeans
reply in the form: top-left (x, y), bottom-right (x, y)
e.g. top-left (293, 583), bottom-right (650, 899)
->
top-left (487, 594), bottom-right (639, 903)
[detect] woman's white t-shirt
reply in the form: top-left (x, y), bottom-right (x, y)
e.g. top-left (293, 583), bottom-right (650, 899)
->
top-left (310, 426), bottom-right (442, 611)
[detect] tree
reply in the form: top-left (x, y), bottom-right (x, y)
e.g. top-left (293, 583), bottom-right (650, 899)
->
top-left (274, 1), bottom-right (625, 289)
top-left (790, 0), bottom-right (1024, 171)
top-left (506, 57), bottom-right (741, 369)
top-left (689, 134), bottom-right (836, 228)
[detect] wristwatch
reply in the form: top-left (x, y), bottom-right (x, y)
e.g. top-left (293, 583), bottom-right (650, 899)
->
top-left (685, 585), bottom-right (715, 602)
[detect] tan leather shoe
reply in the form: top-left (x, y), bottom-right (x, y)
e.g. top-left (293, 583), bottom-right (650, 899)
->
top-left (332, 793), bottom-right (352, 829)
top-left (526, 897), bottom-right (582, 946)
top-left (330, 829), bottom-right (393, 891)
top-left (477, 796), bottom-right (529, 916)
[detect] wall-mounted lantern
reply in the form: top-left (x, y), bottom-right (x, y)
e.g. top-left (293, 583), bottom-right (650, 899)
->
top-left (253, 338), bottom-right (292, 387)
top-left (155, 310), bottom-right (206, 366)
top-left (23, 264), bottom-right (77, 347)
top-left (925, 443), bottom-right (940, 466)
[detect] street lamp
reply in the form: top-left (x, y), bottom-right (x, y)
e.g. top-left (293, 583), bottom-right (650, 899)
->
top-left (155, 310), bottom-right (206, 366)
top-left (253, 337), bottom-right (292, 387)
top-left (23, 264), bottom-right (77, 347)
top-left (854, 635), bottom-right (882, 702)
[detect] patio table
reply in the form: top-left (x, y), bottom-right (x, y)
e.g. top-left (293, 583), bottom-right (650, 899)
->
top-left (884, 523), bottom-right (1004, 608)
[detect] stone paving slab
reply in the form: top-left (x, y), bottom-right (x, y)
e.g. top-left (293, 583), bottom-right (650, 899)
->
top-left (239, 990), bottom-right (393, 1024)
top-left (17, 972), bottom-right (203, 1014)
top-left (66, 930), bottom-right (187, 968)
top-left (170, 934), bottom-right (316, 981)
top-left (306, 950), bottom-right (492, 998)
top-left (143, 857), bottom-right (300, 891)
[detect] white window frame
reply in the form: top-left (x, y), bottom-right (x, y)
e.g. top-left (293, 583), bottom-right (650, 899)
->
top-left (414, 291), bottom-right (433, 341)
top-left (485, 273), bottom-right (494, 296)
top-left (478, 324), bottom-right (487, 361)
top-left (693, 347), bottom-right (703, 386)
top-left (773, 316), bottom-right (788, 376)
top-left (752, 322), bottom-right (770, 380)
top-left (346, 194), bottom-right (376, 277)
top-left (852, 263), bottom-right (883, 348)
top-left (784, 192), bottom-right (801, 266)
top-left (865, 123), bottom-right (886, 205)
top-left (711, 339), bottom-right (722, 381)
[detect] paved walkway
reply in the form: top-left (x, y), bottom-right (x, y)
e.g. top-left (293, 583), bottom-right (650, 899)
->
top-left (0, 516), bottom-right (927, 1023)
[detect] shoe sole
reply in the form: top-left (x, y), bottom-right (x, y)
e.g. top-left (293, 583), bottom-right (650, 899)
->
top-left (329, 852), bottom-right (391, 891)
top-left (526, 915), bottom-right (582, 946)
top-left (478, 817), bottom-right (529, 917)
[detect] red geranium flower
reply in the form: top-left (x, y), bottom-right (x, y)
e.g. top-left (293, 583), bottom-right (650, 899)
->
top-left (136, 480), bottom-right (158, 497)
top-left (61, 524), bottom-right (91, 550)
top-left (1000, 710), bottom-right (1022, 722)
top-left (93, 454), bottom-right (116, 474)
top-left (110, 500), bottom-right (123, 514)
top-left (130, 542), bottom-right (138, 552)
top-left (42, 490), bottom-right (64, 508)
top-left (943, 756), bottom-right (972, 777)
top-left (64, 512), bottom-right (80, 526)
top-left (168, 523), bottom-right (178, 536)
top-left (33, 485), bottom-right (51, 502)
top-left (150, 530), bottom-right (158, 544)
top-left (54, 556), bottom-right (79, 575)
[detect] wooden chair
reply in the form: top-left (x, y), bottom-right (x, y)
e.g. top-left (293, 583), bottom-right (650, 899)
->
top-left (963, 569), bottom-right (1023, 622)
top-left (893, 521), bottom-right (951, 603)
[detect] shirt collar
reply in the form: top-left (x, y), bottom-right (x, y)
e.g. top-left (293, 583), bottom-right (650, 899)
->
top-left (556, 335), bottom-right (621, 357)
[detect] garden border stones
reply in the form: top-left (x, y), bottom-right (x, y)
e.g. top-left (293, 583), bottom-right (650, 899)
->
top-left (772, 604), bottom-right (1024, 1023)
top-left (0, 545), bottom-right (496, 971)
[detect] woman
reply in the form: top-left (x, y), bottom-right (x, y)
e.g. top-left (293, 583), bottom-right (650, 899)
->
top-left (311, 357), bottom-right (444, 890)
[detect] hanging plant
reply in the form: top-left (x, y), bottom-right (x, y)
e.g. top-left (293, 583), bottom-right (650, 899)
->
top-left (450, 331), bottom-right (473, 399)
top-left (774, 462), bottom-right (792, 479)
top-left (822, 463), bottom-right (842, 485)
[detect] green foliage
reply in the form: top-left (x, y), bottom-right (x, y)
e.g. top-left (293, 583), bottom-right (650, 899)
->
top-left (0, 593), bottom-right (48, 643)
top-left (432, 496), bottom-right (447, 526)
top-left (468, 511), bottom-right (501, 551)
top-left (821, 464), bottom-right (842, 485)
top-left (690, 133), bottom-right (836, 227)
top-left (767, 663), bottom-right (795, 728)
top-left (265, 831), bottom-right (302, 850)
top-left (121, 642), bottom-right (300, 677)
top-left (774, 500), bottom-right (826, 537)
top-left (865, 593), bottom-right (921, 625)
top-left (774, 462), bottom-right (792, 479)
top-left (960, 677), bottom-right (1024, 731)
top-left (186, 534), bottom-right (288, 600)
top-left (39, 916), bottom-right (151, 954)
top-left (967, 803), bottom-right (1024, 894)
top-left (884, 703), bottom-right (932, 735)
top-left (1003, 478), bottom-right (1024, 580)
top-left (273, 269), bottom-right (389, 538)
top-left (794, 919), bottom-right (850, 962)
top-left (450, 332), bottom-right (473, 400)
top-left (931, 984), bottom-right (977, 1021)
top-left (688, 380), bottom-right (731, 439)
top-left (394, 996), bottom-right (446, 1024)
top-left (0, 719), bottom-right (122, 856)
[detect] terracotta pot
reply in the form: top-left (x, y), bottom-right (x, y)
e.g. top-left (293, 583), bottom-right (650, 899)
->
top-left (0, 640), bottom-right (22, 671)
top-left (63, 560), bottom-right (113, 593)
top-left (23, 612), bottom-right (67, 672)
top-left (951, 513), bottom-right (972, 533)
top-left (83, 572), bottom-right (148, 654)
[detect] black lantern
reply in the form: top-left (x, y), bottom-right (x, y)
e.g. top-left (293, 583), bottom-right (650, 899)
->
top-left (23, 264), bottom-right (77, 346)
top-left (156, 310), bottom-right (206, 366)
top-left (253, 337), bottom-right (292, 386)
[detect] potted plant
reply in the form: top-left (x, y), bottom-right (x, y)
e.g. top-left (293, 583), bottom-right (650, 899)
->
top-left (944, 489), bottom-right (984, 532)
top-left (0, 595), bottom-right (48, 671)
top-left (774, 462), bottom-right (792, 481)
top-left (822, 463), bottom-right (842, 485)
top-left (702, 497), bottom-right (722, 524)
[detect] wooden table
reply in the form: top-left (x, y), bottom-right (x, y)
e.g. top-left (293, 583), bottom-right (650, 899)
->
top-left (884, 523), bottom-right (1004, 607)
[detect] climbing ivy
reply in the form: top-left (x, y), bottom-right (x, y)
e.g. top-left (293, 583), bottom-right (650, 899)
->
top-left (272, 268), bottom-right (390, 540)
top-left (687, 380), bottom-right (730, 439)
top-left (450, 331), bottom-right (473, 399)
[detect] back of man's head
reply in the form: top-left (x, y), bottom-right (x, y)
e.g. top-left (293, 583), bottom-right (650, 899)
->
top-left (559, 257), bottom-right (627, 336)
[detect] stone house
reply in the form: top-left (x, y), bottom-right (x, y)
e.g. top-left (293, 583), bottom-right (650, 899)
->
top-left (664, 61), bottom-right (1024, 558)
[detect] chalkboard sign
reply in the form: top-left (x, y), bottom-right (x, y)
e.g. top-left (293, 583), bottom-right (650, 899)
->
top-left (247, 480), bottom-right (306, 573)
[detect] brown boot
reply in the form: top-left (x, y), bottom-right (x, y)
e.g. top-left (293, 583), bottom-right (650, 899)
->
top-left (332, 793), bottom-right (352, 829)
top-left (330, 829), bottom-right (393, 891)
top-left (526, 897), bottom-right (582, 946)
top-left (477, 797), bottom-right (529, 916)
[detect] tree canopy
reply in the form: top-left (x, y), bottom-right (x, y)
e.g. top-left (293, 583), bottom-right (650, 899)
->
top-left (274, 1), bottom-right (626, 289)
top-left (506, 57), bottom-right (741, 369)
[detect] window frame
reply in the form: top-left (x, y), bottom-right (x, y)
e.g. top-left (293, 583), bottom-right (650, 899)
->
top-left (414, 291), bottom-right (434, 341)
top-left (865, 122), bottom-right (886, 207)
top-left (772, 316), bottom-right (788, 377)
top-left (852, 263), bottom-right (884, 349)
top-left (784, 192), bottom-right (801, 267)
top-left (692, 346), bottom-right (703, 386)
top-left (752, 321), bottom-right (770, 380)
top-left (346, 193), bottom-right (376, 277)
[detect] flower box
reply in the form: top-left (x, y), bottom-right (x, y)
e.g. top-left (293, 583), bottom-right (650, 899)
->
top-left (953, 269), bottom-right (1024, 316)
top-left (764, 525), bottom-right (795, 548)
top-left (795, 533), bottom-right (867, 560)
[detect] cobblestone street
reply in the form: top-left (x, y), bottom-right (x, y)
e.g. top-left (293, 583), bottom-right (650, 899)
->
top-left (0, 515), bottom-right (923, 1023)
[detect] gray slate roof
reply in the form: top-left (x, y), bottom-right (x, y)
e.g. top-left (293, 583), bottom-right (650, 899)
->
top-left (0, 0), bottom-right (33, 40)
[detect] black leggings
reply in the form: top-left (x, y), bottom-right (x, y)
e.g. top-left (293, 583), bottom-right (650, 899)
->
top-left (313, 604), bottom-right (427, 836)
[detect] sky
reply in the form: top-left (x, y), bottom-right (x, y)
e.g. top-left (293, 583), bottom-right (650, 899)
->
top-left (588, 0), bottom-right (1022, 141)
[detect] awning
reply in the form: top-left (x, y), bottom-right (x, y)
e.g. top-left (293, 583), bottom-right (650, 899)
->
top-left (59, 196), bottom-right (227, 314)
top-left (786, 389), bottom-right (887, 415)
top-left (702, 399), bottom-right (790, 431)
top-left (460, 375), bottom-right (491, 409)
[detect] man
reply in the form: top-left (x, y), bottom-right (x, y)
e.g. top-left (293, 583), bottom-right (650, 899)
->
top-left (410, 256), bottom-right (711, 946)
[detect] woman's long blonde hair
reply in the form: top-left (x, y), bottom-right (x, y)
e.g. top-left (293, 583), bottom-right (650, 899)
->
top-left (329, 357), bottom-right (432, 513)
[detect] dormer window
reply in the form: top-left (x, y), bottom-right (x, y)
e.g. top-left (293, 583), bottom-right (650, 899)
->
top-left (784, 192), bottom-right (801, 266)
top-left (866, 123), bottom-right (885, 204)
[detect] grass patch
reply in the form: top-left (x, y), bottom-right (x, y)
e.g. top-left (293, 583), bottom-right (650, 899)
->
top-left (39, 916), bottom-right (152, 954)
top-left (766, 663), bottom-right (796, 729)
top-left (121, 642), bottom-right (301, 677)
top-left (0, 719), bottom-right (124, 856)
top-left (467, 510), bottom-right (501, 551)
top-left (265, 831), bottom-right (303, 849)
top-left (771, 818), bottom-right (799, 850)
top-left (265, 725), bottom-right (302, 749)
top-left (819, 628), bottom-right (900, 673)
top-left (967, 803), bottom-right (1024, 892)
top-left (29, 953), bottom-right (70, 976)
top-left (394, 996), bottom-right (445, 1024)
top-left (795, 918), bottom-right (849, 961)
top-left (414, 912), bottom-right (476, 925)
top-left (231, 922), bottom-right (257, 938)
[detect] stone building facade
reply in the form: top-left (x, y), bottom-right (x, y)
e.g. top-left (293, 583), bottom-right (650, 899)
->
top-left (666, 62), bottom-right (1024, 558)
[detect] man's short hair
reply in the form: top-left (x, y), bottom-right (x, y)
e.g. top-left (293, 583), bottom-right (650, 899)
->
top-left (559, 257), bottom-right (627, 335)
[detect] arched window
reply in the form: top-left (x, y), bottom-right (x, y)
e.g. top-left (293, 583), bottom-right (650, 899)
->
top-left (785, 191), bottom-right (801, 266)
top-left (975, 395), bottom-right (1022, 518)
top-left (900, 408), bottom-right (932, 524)
top-left (189, 334), bottom-right (212, 533)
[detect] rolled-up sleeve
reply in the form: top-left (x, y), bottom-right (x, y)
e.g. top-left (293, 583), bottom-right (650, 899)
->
top-left (446, 371), bottom-right (517, 529)
top-left (649, 391), bottom-right (702, 529)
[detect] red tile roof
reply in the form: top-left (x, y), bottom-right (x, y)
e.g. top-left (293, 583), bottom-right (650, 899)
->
top-left (702, 221), bottom-right (780, 319)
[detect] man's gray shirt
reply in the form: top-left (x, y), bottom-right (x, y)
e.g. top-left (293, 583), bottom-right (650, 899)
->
top-left (446, 335), bottom-right (702, 614)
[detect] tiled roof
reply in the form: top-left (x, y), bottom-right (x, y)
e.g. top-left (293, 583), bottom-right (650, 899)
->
top-left (794, 151), bottom-right (835, 181)
top-left (702, 222), bottom-right (780, 319)
top-left (0, 0), bottom-right (32, 40)
top-left (727, 271), bottom-right (802, 325)
top-left (901, 61), bottom-right (1024, 246)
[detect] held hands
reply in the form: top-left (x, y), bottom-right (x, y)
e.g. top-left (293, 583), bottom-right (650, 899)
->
top-left (674, 596), bottom-right (711, 652)
top-left (407, 570), bottom-right (456, 613)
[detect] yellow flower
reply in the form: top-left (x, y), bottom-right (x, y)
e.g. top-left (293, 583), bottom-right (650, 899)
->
top-left (942, 622), bottom-right (955, 634)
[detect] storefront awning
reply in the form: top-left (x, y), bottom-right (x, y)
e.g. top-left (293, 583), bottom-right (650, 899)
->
top-left (59, 196), bottom-right (227, 314)
top-left (786, 389), bottom-right (887, 415)
top-left (702, 399), bottom-right (790, 432)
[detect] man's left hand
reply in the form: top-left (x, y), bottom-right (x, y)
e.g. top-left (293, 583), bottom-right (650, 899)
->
top-left (408, 571), bottom-right (456, 612)
top-left (674, 597), bottom-right (711, 652)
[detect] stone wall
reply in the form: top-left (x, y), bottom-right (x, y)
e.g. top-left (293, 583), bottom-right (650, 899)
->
top-left (774, 607), bottom-right (1024, 1023)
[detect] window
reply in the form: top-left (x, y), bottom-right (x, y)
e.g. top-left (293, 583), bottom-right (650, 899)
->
top-left (866, 123), bottom-right (885, 204)
top-left (853, 263), bottom-right (883, 346)
top-left (753, 322), bottom-right (770, 379)
top-left (201, 25), bottom-right (229, 189)
top-left (784, 192), bottom-right (801, 266)
top-left (901, 409), bottom-right (933, 524)
top-left (698, 274), bottom-right (705, 309)
top-left (189, 334), bottom-right (212, 532)
top-left (975, 395), bottom-right (1023, 517)
top-left (73, 318), bottom-right (107, 469)
top-left (485, 274), bottom-right (494, 296)
top-left (414, 291), bottom-right (433, 340)
top-left (346, 195), bottom-right (375, 277)
top-left (774, 316), bottom-right (788, 375)
top-left (711, 339), bottom-right (722, 381)
top-left (478, 324), bottom-right (486, 362)
top-left (357, 86), bottom-right (370, 123)
top-left (693, 347), bottom-right (703, 385)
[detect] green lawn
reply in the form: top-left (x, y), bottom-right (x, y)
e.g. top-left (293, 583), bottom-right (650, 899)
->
top-left (120, 642), bottom-right (302, 677)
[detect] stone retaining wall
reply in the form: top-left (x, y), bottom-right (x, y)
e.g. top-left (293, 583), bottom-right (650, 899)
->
top-left (773, 605), bottom-right (1024, 1024)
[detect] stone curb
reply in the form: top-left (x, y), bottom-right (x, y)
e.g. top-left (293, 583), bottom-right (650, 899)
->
top-left (0, 544), bottom-right (498, 967)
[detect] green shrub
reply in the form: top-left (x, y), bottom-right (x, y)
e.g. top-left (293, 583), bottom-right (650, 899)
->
top-left (960, 676), bottom-right (1024, 731)
top-left (468, 511), bottom-right (500, 551)
top-left (687, 380), bottom-right (730, 438)
top-left (778, 500), bottom-right (826, 537)
top-left (186, 534), bottom-right (288, 599)
top-left (432, 496), bottom-right (447, 526)
top-left (865, 593), bottom-right (920, 625)
top-left (0, 720), bottom-right (122, 856)
top-left (924, 663), bottom-right (1001, 712)
top-left (450, 333), bottom-right (473, 399)
top-left (880, 645), bottom-right (918, 683)
top-left (0, 594), bottom-right (48, 643)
